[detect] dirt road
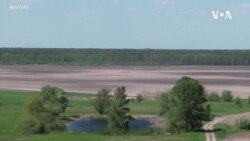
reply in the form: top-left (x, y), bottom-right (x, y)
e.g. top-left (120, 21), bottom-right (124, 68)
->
top-left (203, 112), bottom-right (250, 141)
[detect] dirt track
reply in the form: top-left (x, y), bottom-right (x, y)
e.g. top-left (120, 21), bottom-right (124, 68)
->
top-left (203, 112), bottom-right (250, 141)
top-left (0, 65), bottom-right (249, 98)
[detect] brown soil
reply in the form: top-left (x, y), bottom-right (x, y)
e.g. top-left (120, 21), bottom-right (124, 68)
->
top-left (0, 65), bottom-right (249, 98)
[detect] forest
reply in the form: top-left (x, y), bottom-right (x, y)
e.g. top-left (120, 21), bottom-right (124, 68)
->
top-left (0, 48), bottom-right (250, 65)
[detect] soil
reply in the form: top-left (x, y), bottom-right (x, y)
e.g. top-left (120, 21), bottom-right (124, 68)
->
top-left (0, 65), bottom-right (249, 98)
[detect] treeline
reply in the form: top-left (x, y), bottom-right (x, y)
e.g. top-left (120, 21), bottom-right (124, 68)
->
top-left (0, 48), bottom-right (250, 65)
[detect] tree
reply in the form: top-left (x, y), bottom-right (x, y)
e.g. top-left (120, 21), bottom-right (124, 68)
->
top-left (136, 94), bottom-right (143, 102)
top-left (166, 76), bottom-right (209, 133)
top-left (159, 92), bottom-right (170, 116)
top-left (205, 104), bottom-right (212, 120)
top-left (22, 85), bottom-right (68, 134)
top-left (25, 95), bottom-right (45, 115)
top-left (206, 92), bottom-right (220, 101)
top-left (221, 90), bottom-right (233, 102)
top-left (108, 86), bottom-right (132, 134)
top-left (234, 97), bottom-right (242, 108)
top-left (40, 85), bottom-right (69, 116)
top-left (93, 88), bottom-right (111, 115)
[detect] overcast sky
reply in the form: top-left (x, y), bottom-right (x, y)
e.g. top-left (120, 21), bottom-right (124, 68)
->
top-left (0, 0), bottom-right (250, 49)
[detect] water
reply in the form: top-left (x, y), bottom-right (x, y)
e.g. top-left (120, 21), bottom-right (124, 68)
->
top-left (66, 118), bottom-right (152, 132)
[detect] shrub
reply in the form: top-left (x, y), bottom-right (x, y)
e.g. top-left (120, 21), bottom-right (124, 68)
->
top-left (136, 94), bottom-right (143, 102)
top-left (248, 96), bottom-right (250, 105)
top-left (22, 85), bottom-right (68, 134)
top-left (238, 119), bottom-right (250, 130)
top-left (221, 90), bottom-right (233, 102)
top-left (48, 117), bottom-right (65, 131)
top-left (21, 116), bottom-right (44, 134)
top-left (206, 92), bottom-right (220, 101)
top-left (234, 97), bottom-right (242, 108)
top-left (130, 98), bottom-right (136, 103)
top-left (25, 95), bottom-right (45, 115)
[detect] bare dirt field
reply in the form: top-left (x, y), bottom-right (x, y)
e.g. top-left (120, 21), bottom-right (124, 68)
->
top-left (0, 65), bottom-right (249, 98)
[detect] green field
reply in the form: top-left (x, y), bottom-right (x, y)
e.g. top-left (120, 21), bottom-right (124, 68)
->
top-left (0, 90), bottom-right (250, 141)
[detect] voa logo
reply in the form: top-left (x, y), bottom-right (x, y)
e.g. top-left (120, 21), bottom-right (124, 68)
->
top-left (212, 10), bottom-right (232, 20)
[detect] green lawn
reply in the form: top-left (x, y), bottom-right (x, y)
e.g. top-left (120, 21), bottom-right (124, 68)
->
top-left (1, 90), bottom-right (250, 141)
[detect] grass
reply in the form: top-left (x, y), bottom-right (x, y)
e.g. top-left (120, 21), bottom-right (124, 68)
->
top-left (1, 89), bottom-right (250, 141)
top-left (214, 123), bottom-right (250, 141)
top-left (207, 100), bottom-right (250, 117)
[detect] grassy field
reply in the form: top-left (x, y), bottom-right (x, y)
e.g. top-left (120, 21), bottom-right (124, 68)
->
top-left (0, 90), bottom-right (250, 141)
top-left (214, 123), bottom-right (250, 141)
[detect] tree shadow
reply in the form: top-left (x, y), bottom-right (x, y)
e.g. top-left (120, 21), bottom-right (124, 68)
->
top-left (196, 128), bottom-right (222, 133)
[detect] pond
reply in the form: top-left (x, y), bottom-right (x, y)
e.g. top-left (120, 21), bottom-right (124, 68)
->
top-left (66, 118), bottom-right (152, 132)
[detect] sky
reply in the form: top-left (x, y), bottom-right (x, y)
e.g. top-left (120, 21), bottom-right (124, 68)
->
top-left (0, 0), bottom-right (250, 49)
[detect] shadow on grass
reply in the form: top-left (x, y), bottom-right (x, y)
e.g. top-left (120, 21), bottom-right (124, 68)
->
top-left (197, 128), bottom-right (222, 133)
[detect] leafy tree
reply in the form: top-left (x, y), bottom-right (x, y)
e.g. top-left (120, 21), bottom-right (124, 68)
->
top-left (166, 76), bottom-right (209, 133)
top-left (136, 94), bottom-right (143, 102)
top-left (108, 86), bottom-right (132, 134)
top-left (234, 97), bottom-right (242, 108)
top-left (1, 48), bottom-right (250, 66)
top-left (25, 95), bottom-right (45, 115)
top-left (93, 88), bottom-right (111, 115)
top-left (207, 92), bottom-right (220, 101)
top-left (159, 92), bottom-right (170, 116)
top-left (221, 90), bottom-right (233, 102)
top-left (40, 85), bottom-right (69, 116)
top-left (22, 85), bottom-right (68, 134)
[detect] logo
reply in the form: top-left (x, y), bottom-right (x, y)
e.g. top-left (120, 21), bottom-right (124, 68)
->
top-left (212, 10), bottom-right (232, 20)
top-left (9, 5), bottom-right (29, 10)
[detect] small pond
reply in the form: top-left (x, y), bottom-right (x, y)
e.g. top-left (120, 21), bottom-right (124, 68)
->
top-left (66, 118), bottom-right (152, 132)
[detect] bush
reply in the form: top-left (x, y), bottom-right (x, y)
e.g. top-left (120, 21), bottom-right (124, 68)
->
top-left (238, 119), bottom-right (250, 130)
top-left (248, 96), bottom-right (250, 105)
top-left (221, 90), bottom-right (233, 102)
top-left (21, 116), bottom-right (45, 134)
top-left (234, 97), bottom-right (242, 108)
top-left (25, 95), bottom-right (45, 115)
top-left (136, 94), bottom-right (143, 102)
top-left (48, 117), bottom-right (65, 131)
top-left (207, 92), bottom-right (220, 101)
top-left (130, 98), bottom-right (136, 103)
top-left (22, 85), bottom-right (69, 134)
